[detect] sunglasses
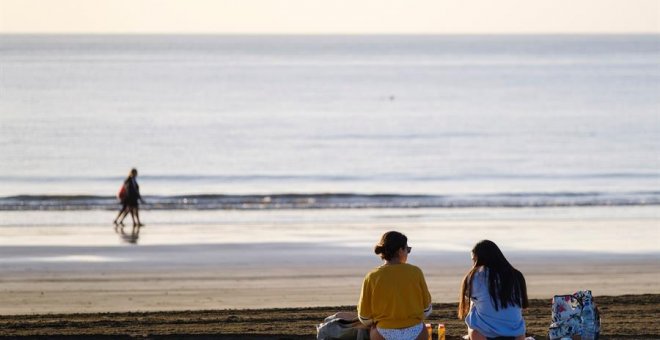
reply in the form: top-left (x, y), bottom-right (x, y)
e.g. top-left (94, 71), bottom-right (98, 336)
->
top-left (406, 246), bottom-right (412, 254)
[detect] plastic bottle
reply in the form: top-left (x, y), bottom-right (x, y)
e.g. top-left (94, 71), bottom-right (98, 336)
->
top-left (437, 324), bottom-right (445, 340)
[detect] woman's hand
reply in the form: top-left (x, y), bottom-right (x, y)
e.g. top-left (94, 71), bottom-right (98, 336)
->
top-left (369, 326), bottom-right (385, 340)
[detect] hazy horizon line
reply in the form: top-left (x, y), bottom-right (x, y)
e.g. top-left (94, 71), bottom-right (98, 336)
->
top-left (2, 32), bottom-right (659, 36)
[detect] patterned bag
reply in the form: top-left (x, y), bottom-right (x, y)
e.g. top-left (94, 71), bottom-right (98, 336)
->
top-left (548, 290), bottom-right (600, 340)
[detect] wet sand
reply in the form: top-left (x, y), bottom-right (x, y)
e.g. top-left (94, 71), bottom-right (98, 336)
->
top-left (0, 243), bottom-right (658, 315)
top-left (1, 294), bottom-right (658, 339)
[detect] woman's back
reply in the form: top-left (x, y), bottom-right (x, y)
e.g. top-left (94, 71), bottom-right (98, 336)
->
top-left (359, 263), bottom-right (431, 329)
top-left (459, 240), bottom-right (528, 340)
top-left (465, 267), bottom-right (525, 338)
top-left (358, 231), bottom-right (432, 340)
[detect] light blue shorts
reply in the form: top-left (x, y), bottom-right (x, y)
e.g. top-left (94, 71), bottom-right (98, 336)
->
top-left (377, 322), bottom-right (424, 340)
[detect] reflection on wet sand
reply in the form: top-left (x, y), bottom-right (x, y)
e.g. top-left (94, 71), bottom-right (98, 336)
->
top-left (115, 224), bottom-right (141, 244)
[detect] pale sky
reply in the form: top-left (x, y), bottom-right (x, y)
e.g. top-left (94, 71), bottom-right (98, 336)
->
top-left (1, 0), bottom-right (658, 34)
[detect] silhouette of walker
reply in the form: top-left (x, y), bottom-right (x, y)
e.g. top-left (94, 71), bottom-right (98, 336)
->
top-left (113, 168), bottom-right (146, 228)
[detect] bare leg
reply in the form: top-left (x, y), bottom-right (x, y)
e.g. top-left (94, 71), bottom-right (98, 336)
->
top-left (117, 208), bottom-right (129, 225)
top-left (134, 207), bottom-right (142, 226)
top-left (416, 326), bottom-right (431, 340)
top-left (113, 207), bottom-right (125, 225)
top-left (369, 327), bottom-right (385, 340)
top-left (468, 328), bottom-right (488, 340)
top-left (129, 208), bottom-right (136, 226)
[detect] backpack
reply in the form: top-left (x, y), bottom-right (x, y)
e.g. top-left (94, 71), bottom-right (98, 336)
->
top-left (548, 290), bottom-right (600, 340)
top-left (316, 312), bottom-right (369, 340)
top-left (117, 183), bottom-right (128, 201)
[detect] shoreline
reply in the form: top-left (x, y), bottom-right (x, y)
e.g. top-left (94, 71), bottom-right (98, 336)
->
top-left (1, 294), bottom-right (659, 339)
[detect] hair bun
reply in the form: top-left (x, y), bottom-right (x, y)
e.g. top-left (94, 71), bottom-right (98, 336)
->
top-left (375, 231), bottom-right (408, 261)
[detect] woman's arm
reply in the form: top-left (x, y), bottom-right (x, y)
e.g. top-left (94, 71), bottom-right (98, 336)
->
top-left (419, 268), bottom-right (433, 318)
top-left (358, 315), bottom-right (374, 326)
top-left (423, 303), bottom-right (433, 318)
top-left (357, 275), bottom-right (373, 326)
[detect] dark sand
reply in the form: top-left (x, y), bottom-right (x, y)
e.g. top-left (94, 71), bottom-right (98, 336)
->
top-left (1, 294), bottom-right (658, 339)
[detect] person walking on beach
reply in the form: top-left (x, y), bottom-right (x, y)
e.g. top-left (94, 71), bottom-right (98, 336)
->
top-left (358, 231), bottom-right (433, 340)
top-left (113, 177), bottom-right (129, 227)
top-left (458, 240), bottom-right (528, 340)
top-left (113, 168), bottom-right (145, 227)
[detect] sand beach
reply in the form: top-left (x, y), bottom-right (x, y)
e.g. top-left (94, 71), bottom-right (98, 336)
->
top-left (0, 207), bottom-right (658, 314)
top-left (1, 207), bottom-right (659, 338)
top-left (1, 295), bottom-right (658, 339)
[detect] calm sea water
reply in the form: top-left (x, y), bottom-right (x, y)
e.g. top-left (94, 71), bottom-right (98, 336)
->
top-left (1, 35), bottom-right (659, 210)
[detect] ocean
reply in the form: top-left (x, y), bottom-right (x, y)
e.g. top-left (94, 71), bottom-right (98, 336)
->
top-left (0, 35), bottom-right (659, 252)
top-left (1, 35), bottom-right (659, 211)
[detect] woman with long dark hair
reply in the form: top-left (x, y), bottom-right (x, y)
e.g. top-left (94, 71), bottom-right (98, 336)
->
top-left (458, 240), bottom-right (528, 340)
top-left (358, 231), bottom-right (432, 340)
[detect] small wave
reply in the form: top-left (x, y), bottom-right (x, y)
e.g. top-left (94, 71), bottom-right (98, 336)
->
top-left (1, 172), bottom-right (658, 183)
top-left (0, 191), bottom-right (658, 211)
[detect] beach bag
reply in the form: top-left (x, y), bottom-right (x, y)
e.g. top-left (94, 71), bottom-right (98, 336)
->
top-left (548, 290), bottom-right (600, 340)
top-left (117, 183), bottom-right (128, 201)
top-left (316, 312), bottom-right (369, 340)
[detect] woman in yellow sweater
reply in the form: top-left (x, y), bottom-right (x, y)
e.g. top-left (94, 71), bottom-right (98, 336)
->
top-left (358, 231), bottom-right (433, 340)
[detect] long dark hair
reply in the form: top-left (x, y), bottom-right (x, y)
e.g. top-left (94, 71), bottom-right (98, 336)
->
top-left (458, 240), bottom-right (528, 319)
top-left (374, 231), bottom-right (407, 261)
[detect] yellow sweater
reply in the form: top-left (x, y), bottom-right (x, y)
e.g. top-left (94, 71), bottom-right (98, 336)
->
top-left (358, 263), bottom-right (432, 329)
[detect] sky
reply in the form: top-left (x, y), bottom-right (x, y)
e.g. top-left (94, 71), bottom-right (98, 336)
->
top-left (0, 0), bottom-right (658, 34)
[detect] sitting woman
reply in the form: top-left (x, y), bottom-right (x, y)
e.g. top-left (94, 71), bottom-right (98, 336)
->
top-left (459, 240), bottom-right (529, 340)
top-left (358, 231), bottom-right (433, 340)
